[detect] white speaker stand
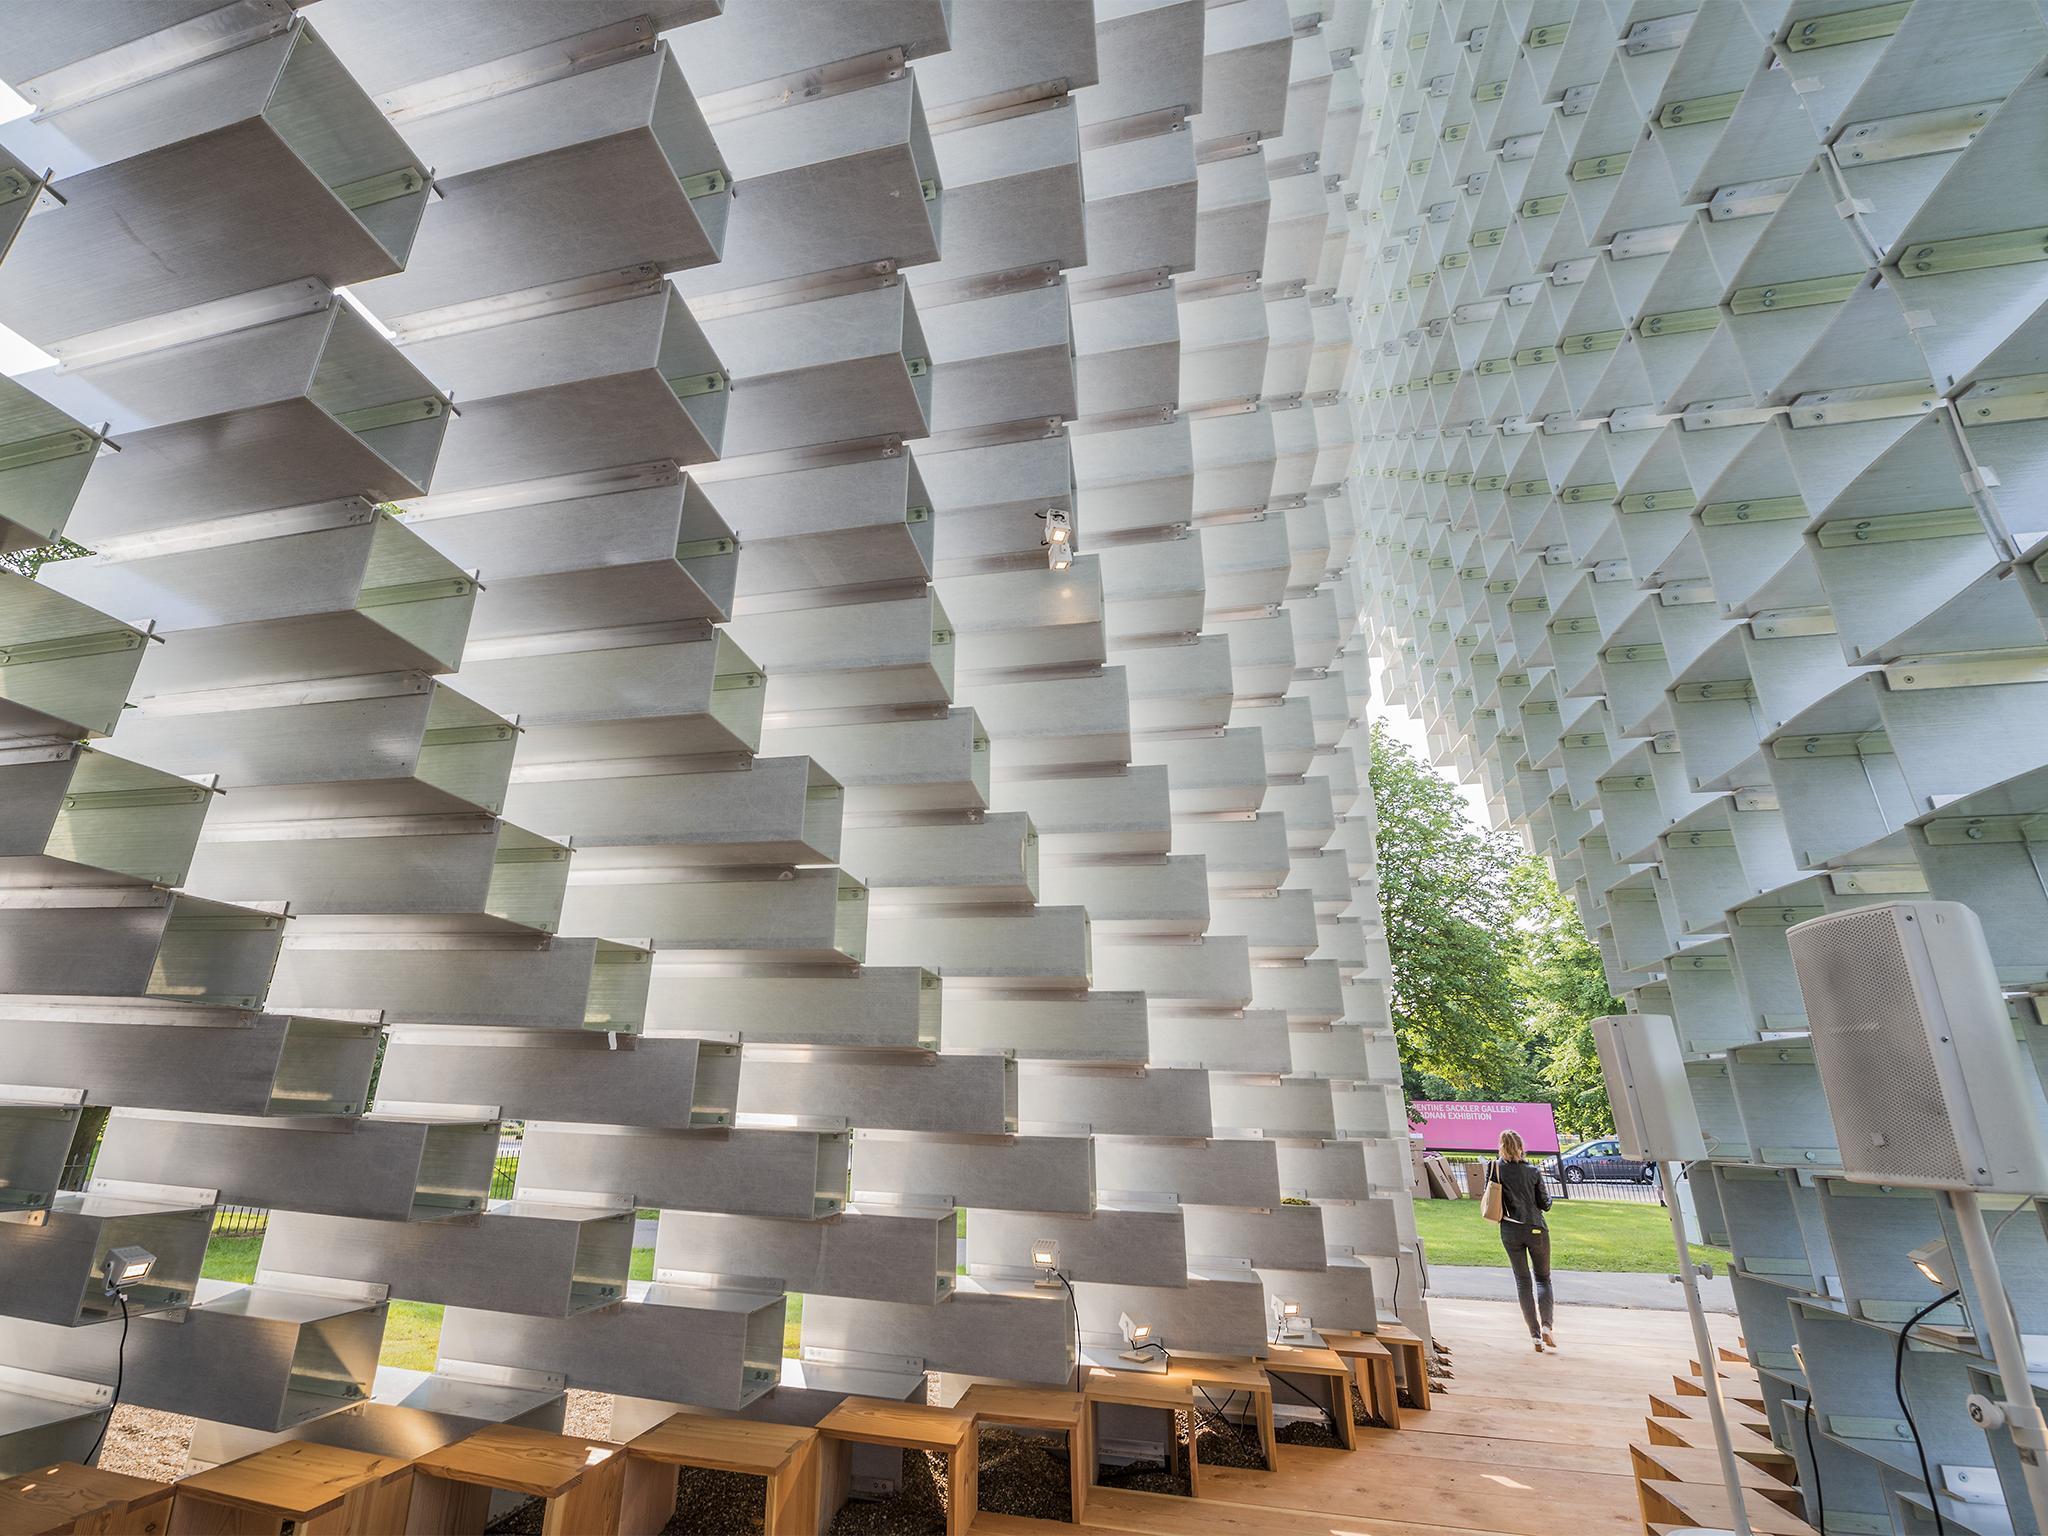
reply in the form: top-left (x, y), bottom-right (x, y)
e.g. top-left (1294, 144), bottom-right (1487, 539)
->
top-left (1660, 1160), bottom-right (1752, 1536)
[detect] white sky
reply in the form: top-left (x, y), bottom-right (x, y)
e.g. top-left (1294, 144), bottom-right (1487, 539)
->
top-left (1369, 651), bottom-right (1495, 829)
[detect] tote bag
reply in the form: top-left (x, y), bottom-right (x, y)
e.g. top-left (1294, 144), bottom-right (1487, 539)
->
top-left (1480, 1159), bottom-right (1504, 1222)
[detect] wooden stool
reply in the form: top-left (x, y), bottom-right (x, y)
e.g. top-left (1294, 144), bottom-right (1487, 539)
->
top-left (405, 1425), bottom-right (624, 1536)
top-left (1322, 1331), bottom-right (1400, 1429)
top-left (955, 1386), bottom-right (1087, 1523)
top-left (1642, 1412), bottom-right (1798, 1480)
top-left (169, 1442), bottom-right (412, 1535)
top-left (1376, 1322), bottom-right (1430, 1412)
top-left (0, 1463), bottom-right (173, 1536)
top-left (815, 1398), bottom-right (974, 1536)
top-left (1263, 1343), bottom-right (1355, 1451)
top-left (1173, 1359), bottom-right (1275, 1471)
top-left (619, 1413), bottom-right (817, 1536)
top-left (1081, 1369), bottom-right (1200, 1498)
top-left (1638, 1479), bottom-right (1819, 1535)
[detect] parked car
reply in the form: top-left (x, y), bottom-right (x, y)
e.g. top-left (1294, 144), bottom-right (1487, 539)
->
top-left (1558, 1138), bottom-right (1655, 1184)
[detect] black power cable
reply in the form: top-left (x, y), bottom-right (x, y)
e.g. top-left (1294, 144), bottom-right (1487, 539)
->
top-left (1268, 1364), bottom-right (1340, 1438)
top-left (82, 1289), bottom-right (131, 1467)
top-left (1799, 1396), bottom-right (1825, 1534)
top-left (1051, 1271), bottom-right (1080, 1368)
top-left (1898, 1287), bottom-right (1962, 1535)
top-left (1194, 1385), bottom-right (1254, 1448)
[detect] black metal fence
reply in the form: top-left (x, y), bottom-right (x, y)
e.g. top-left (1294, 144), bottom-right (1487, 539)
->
top-left (204, 1144), bottom-right (525, 1241)
top-left (56, 1116), bottom-right (525, 1243)
top-left (1437, 1152), bottom-right (1668, 1205)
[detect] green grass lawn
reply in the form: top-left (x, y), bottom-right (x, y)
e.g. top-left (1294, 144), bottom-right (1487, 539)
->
top-left (202, 1237), bottom-right (677, 1372)
top-left (1411, 1196), bottom-right (1730, 1273)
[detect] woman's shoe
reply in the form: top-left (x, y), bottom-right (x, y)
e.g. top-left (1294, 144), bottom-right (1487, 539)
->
top-left (1531, 1336), bottom-right (1545, 1352)
top-left (1541, 1329), bottom-right (1558, 1350)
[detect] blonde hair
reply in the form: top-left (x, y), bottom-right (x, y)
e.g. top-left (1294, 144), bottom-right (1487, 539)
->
top-left (1499, 1130), bottom-right (1526, 1162)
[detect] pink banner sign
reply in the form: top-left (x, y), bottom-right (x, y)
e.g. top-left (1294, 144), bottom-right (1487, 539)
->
top-left (1409, 1100), bottom-right (1561, 1156)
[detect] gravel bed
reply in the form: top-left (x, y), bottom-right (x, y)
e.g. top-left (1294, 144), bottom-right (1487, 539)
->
top-left (98, 1405), bottom-right (193, 1481)
top-left (484, 1495), bottom-right (545, 1534)
top-left (665, 1465), bottom-right (766, 1535)
top-left (1190, 1413), bottom-right (1265, 1470)
top-left (974, 1426), bottom-right (1072, 1522)
top-left (826, 1448), bottom-right (946, 1534)
top-left (562, 1389), bottom-right (612, 1440)
top-left (1091, 1410), bottom-right (1191, 1498)
top-left (1275, 1418), bottom-right (1343, 1449)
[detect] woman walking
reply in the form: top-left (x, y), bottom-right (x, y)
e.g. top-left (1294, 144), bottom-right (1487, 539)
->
top-left (1488, 1130), bottom-right (1557, 1351)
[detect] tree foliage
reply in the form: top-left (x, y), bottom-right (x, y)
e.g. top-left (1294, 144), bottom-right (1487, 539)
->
top-left (1367, 720), bottom-right (1619, 1138)
top-left (1508, 854), bottom-right (1623, 1140)
top-left (0, 537), bottom-right (89, 580)
top-left (1367, 721), bottom-right (1528, 1099)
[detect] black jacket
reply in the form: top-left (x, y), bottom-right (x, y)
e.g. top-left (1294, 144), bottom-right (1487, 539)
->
top-left (1492, 1158), bottom-right (1552, 1229)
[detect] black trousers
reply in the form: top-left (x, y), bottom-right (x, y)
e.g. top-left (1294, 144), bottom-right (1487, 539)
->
top-left (1501, 1221), bottom-right (1554, 1334)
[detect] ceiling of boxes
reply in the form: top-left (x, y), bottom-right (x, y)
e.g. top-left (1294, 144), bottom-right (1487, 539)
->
top-left (0, 0), bottom-right (1424, 1464)
top-left (1349, 0), bottom-right (2048, 1528)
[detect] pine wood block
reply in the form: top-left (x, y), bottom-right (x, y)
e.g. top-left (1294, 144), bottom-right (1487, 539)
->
top-left (1674, 1363), bottom-right (1765, 1414)
top-left (170, 1443), bottom-right (411, 1536)
top-left (1646, 1390), bottom-right (1769, 1438)
top-left (958, 1386), bottom-right (1086, 1524)
top-left (620, 1414), bottom-right (819, 1536)
top-left (1642, 1413), bottom-right (1797, 1476)
top-left (1376, 1323), bottom-right (1431, 1412)
top-left (1322, 1331), bottom-right (1400, 1429)
top-left (405, 1425), bottom-right (624, 1536)
top-left (1264, 1344), bottom-right (1354, 1451)
top-left (1628, 1445), bottom-right (1804, 1517)
top-left (0, 1463), bottom-right (173, 1536)
top-left (1164, 1359), bottom-right (1276, 1469)
top-left (1638, 1479), bottom-right (1818, 1535)
top-left (817, 1398), bottom-right (975, 1536)
top-left (1081, 1369), bottom-right (1200, 1499)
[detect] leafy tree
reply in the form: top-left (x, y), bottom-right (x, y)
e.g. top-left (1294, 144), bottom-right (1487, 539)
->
top-left (0, 536), bottom-right (89, 579)
top-left (1368, 722), bottom-right (1620, 1140)
top-left (1367, 721), bottom-right (1529, 1101)
top-left (1509, 854), bottom-right (1623, 1141)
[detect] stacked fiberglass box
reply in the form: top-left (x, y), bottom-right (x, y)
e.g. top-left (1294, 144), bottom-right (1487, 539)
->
top-left (0, 0), bottom-right (1424, 1473)
top-left (1345, 0), bottom-right (2048, 1530)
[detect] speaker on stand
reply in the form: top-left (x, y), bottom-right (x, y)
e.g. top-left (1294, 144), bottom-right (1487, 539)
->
top-left (1789, 901), bottom-right (2048, 1534)
top-left (1592, 1012), bottom-right (1753, 1536)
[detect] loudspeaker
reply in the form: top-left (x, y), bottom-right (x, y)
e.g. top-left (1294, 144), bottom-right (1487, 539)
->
top-left (1787, 901), bottom-right (2048, 1193)
top-left (1591, 1014), bottom-right (1707, 1163)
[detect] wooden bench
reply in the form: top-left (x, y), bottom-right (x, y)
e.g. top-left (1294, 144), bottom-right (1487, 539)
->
top-left (1322, 1331), bottom-right (1400, 1429)
top-left (1171, 1358), bottom-right (1275, 1471)
top-left (1629, 1442), bottom-right (1804, 1524)
top-left (0, 1463), bottom-right (173, 1536)
top-left (1376, 1322), bottom-right (1430, 1412)
top-left (956, 1385), bottom-right (1087, 1523)
top-left (1638, 1479), bottom-right (1819, 1535)
top-left (1081, 1369), bottom-right (1200, 1499)
top-left (405, 1425), bottom-right (624, 1536)
top-left (1674, 1362), bottom-right (1767, 1413)
top-left (815, 1397), bottom-right (974, 1536)
top-left (1642, 1411), bottom-right (1798, 1479)
top-left (169, 1442), bottom-right (412, 1536)
top-left (1262, 1344), bottom-right (1355, 1452)
top-left (1647, 1389), bottom-right (1771, 1440)
top-left (619, 1413), bottom-right (818, 1536)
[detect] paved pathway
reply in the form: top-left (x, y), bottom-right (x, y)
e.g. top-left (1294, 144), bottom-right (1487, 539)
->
top-left (1427, 1262), bottom-right (1735, 1313)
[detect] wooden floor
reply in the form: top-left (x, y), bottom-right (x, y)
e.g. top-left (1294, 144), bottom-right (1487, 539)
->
top-left (974, 1297), bottom-right (1741, 1536)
